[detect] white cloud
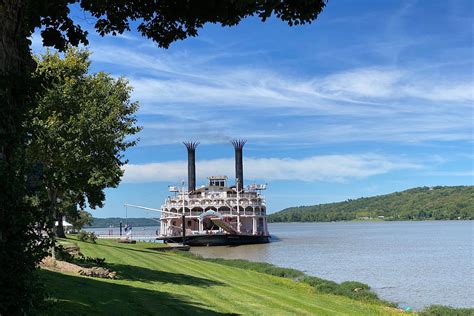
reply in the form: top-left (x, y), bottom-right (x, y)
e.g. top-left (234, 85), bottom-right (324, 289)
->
top-left (122, 154), bottom-right (420, 183)
top-left (320, 69), bottom-right (405, 98)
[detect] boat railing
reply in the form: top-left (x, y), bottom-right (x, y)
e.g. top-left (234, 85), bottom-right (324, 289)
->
top-left (163, 201), bottom-right (265, 209)
top-left (161, 209), bottom-right (266, 217)
top-left (226, 193), bottom-right (258, 199)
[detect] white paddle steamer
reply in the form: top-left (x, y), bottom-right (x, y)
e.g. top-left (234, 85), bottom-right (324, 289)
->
top-left (128, 140), bottom-right (270, 246)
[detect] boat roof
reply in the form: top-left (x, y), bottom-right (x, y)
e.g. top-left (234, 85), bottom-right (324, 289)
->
top-left (207, 175), bottom-right (228, 180)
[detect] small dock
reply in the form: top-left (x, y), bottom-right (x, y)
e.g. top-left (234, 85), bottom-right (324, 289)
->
top-left (96, 235), bottom-right (161, 242)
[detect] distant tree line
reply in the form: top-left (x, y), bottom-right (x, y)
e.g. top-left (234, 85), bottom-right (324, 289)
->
top-left (89, 217), bottom-right (159, 228)
top-left (268, 186), bottom-right (474, 223)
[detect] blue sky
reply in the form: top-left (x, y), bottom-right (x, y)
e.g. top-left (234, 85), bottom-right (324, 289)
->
top-left (31, 0), bottom-right (473, 218)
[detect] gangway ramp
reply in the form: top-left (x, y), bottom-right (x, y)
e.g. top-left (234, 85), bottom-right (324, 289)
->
top-left (210, 218), bottom-right (237, 234)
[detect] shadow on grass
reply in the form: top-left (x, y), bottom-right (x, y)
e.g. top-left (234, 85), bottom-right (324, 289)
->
top-left (107, 263), bottom-right (224, 287)
top-left (39, 270), bottom-right (237, 316)
top-left (87, 240), bottom-right (170, 255)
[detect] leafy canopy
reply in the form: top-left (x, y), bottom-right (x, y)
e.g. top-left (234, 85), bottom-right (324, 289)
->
top-left (29, 48), bottom-right (141, 211)
top-left (28, 0), bottom-right (327, 50)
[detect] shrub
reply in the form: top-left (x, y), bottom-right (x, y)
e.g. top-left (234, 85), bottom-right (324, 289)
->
top-left (74, 256), bottom-right (106, 267)
top-left (339, 281), bottom-right (381, 302)
top-left (420, 305), bottom-right (474, 316)
top-left (54, 243), bottom-right (105, 267)
top-left (300, 277), bottom-right (392, 306)
top-left (300, 276), bottom-right (340, 293)
top-left (78, 231), bottom-right (97, 243)
top-left (54, 244), bottom-right (74, 262)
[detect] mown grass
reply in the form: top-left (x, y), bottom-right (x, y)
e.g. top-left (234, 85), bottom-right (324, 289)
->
top-left (180, 252), bottom-right (392, 306)
top-left (39, 237), bottom-right (405, 315)
top-left (177, 253), bottom-right (305, 279)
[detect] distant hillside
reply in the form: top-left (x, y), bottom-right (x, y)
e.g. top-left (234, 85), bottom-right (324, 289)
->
top-left (89, 217), bottom-right (158, 228)
top-left (268, 186), bottom-right (474, 222)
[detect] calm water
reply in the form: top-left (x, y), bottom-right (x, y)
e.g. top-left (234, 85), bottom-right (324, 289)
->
top-left (190, 221), bottom-right (474, 310)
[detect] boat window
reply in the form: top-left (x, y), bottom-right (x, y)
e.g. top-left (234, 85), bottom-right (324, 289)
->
top-left (210, 179), bottom-right (226, 187)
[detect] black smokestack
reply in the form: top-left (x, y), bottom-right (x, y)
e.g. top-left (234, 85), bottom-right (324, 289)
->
top-left (231, 140), bottom-right (246, 192)
top-left (183, 141), bottom-right (199, 192)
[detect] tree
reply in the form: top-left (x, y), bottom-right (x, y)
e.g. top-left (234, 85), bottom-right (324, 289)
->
top-left (0, 1), bottom-right (327, 313)
top-left (29, 48), bottom-right (140, 238)
top-left (69, 210), bottom-right (93, 231)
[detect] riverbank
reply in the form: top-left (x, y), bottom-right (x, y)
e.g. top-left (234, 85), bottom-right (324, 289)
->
top-left (39, 237), bottom-right (406, 315)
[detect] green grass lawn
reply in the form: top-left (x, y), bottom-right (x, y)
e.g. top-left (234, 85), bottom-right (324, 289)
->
top-left (40, 238), bottom-right (403, 315)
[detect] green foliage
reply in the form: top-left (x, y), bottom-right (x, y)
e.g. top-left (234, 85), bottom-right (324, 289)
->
top-left (419, 305), bottom-right (474, 316)
top-left (55, 244), bottom-right (105, 267)
top-left (28, 1), bottom-right (327, 51)
top-left (30, 47), bottom-right (141, 211)
top-left (0, 65), bottom-right (53, 315)
top-left (26, 48), bottom-right (141, 238)
top-left (78, 231), bottom-right (97, 243)
top-left (70, 210), bottom-right (93, 231)
top-left (268, 186), bottom-right (474, 223)
top-left (74, 255), bottom-right (106, 267)
top-left (300, 277), bottom-right (390, 305)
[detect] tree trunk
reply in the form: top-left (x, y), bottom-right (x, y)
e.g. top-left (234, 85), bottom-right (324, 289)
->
top-left (0, 1), bottom-right (45, 314)
top-left (56, 213), bottom-right (66, 238)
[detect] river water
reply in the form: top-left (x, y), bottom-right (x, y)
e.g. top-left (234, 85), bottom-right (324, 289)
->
top-left (190, 221), bottom-right (474, 310)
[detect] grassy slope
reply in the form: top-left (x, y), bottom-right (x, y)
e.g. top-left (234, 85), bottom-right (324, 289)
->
top-left (40, 238), bottom-right (402, 315)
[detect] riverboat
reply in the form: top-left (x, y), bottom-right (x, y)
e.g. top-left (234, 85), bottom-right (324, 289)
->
top-left (127, 140), bottom-right (270, 246)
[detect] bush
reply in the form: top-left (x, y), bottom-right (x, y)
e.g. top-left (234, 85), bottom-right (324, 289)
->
top-left (300, 276), bottom-right (340, 293)
top-left (54, 243), bottom-right (105, 267)
top-left (74, 256), bottom-right (106, 267)
top-left (420, 305), bottom-right (474, 316)
top-left (78, 231), bottom-right (97, 243)
top-left (339, 281), bottom-right (381, 302)
top-left (54, 244), bottom-right (74, 262)
top-left (300, 277), bottom-right (392, 306)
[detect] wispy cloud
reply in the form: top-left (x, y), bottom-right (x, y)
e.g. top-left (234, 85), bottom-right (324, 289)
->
top-left (424, 170), bottom-right (474, 177)
top-left (32, 3), bottom-right (473, 148)
top-left (122, 154), bottom-right (420, 183)
top-left (85, 41), bottom-right (473, 146)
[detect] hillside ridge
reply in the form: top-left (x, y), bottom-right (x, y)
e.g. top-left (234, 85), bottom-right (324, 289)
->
top-left (268, 186), bottom-right (474, 222)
